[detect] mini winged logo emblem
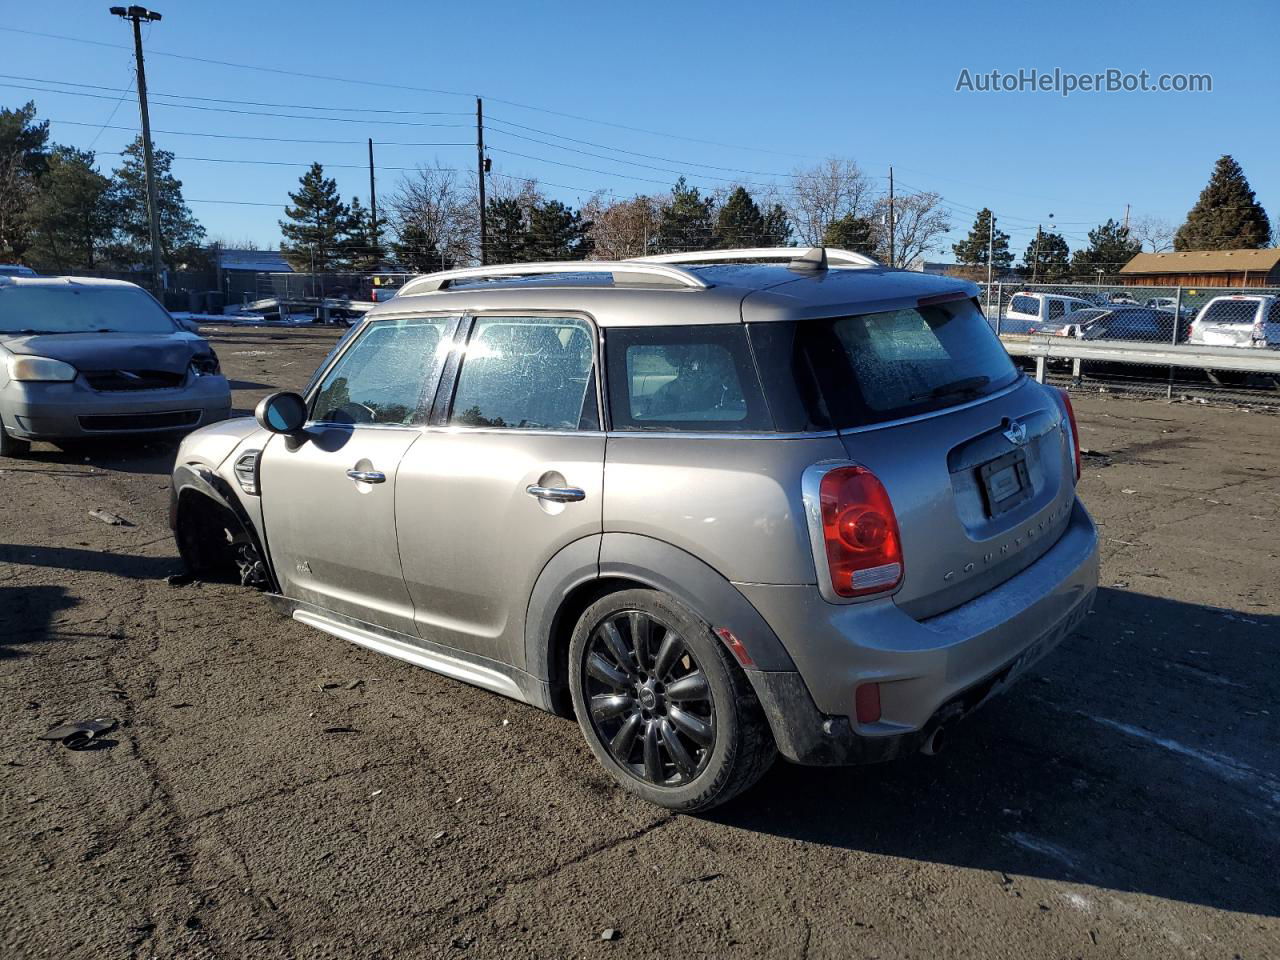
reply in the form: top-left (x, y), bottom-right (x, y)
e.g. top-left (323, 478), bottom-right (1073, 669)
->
top-left (1003, 419), bottom-right (1029, 446)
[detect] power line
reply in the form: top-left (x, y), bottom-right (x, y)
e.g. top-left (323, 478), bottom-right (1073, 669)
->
top-left (0, 80), bottom-right (473, 127)
top-left (0, 25), bottom-right (814, 158)
top-left (48, 118), bottom-right (472, 147)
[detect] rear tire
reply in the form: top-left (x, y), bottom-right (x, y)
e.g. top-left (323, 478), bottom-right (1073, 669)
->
top-left (0, 421), bottom-right (30, 458)
top-left (568, 588), bottom-right (776, 812)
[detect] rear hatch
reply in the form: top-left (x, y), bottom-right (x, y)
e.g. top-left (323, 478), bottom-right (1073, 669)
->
top-left (746, 289), bottom-right (1075, 619)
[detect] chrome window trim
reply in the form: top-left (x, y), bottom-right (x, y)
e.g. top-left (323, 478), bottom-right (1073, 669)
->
top-left (836, 377), bottom-right (1025, 435)
top-left (605, 430), bottom-right (838, 441)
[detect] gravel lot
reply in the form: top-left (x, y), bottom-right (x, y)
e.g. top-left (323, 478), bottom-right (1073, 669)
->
top-left (2, 324), bottom-right (1277, 959)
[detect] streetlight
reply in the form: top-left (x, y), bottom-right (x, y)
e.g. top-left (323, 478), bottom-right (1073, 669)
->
top-left (109, 6), bottom-right (165, 294)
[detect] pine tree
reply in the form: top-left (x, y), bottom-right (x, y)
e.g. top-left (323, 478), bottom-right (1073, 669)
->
top-left (822, 213), bottom-right (877, 255)
top-left (279, 162), bottom-right (349, 271)
top-left (656, 177), bottom-right (715, 253)
top-left (342, 196), bottom-right (385, 271)
top-left (485, 196), bottom-right (528, 264)
top-left (761, 203), bottom-right (792, 245)
top-left (1022, 231), bottom-right (1071, 281)
top-left (952, 208), bottom-right (1012, 269)
top-left (27, 146), bottom-right (113, 271)
top-left (108, 136), bottom-right (205, 270)
top-left (1071, 219), bottom-right (1141, 281)
top-left (0, 101), bottom-right (50, 263)
top-left (1174, 155), bottom-right (1271, 251)
top-left (393, 219), bottom-right (457, 272)
top-left (714, 187), bottom-right (766, 248)
top-left (526, 199), bottom-right (590, 260)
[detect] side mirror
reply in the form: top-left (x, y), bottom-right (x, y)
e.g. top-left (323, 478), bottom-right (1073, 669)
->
top-left (255, 391), bottom-right (307, 435)
top-left (176, 317), bottom-right (201, 333)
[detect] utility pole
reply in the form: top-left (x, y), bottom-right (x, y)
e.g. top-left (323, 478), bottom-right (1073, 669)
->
top-left (1123, 202), bottom-right (1131, 233)
top-left (887, 166), bottom-right (895, 268)
top-left (476, 97), bottom-right (487, 265)
top-left (368, 138), bottom-right (378, 262)
top-left (1032, 224), bottom-right (1042, 283)
top-left (110, 6), bottom-right (165, 294)
top-left (986, 211), bottom-right (995, 287)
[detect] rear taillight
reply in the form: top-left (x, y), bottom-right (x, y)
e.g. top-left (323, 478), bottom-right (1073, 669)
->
top-left (1054, 388), bottom-right (1081, 482)
top-left (818, 466), bottom-right (903, 598)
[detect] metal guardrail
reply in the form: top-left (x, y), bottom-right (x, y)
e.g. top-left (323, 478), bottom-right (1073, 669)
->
top-left (1001, 334), bottom-right (1280, 376)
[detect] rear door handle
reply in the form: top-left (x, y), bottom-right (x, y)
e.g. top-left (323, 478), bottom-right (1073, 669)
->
top-left (526, 484), bottom-right (586, 503)
top-left (347, 469), bottom-right (386, 484)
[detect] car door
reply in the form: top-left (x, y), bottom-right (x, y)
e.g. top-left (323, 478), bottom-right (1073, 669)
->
top-left (259, 314), bottom-right (458, 634)
top-left (395, 313), bottom-right (605, 666)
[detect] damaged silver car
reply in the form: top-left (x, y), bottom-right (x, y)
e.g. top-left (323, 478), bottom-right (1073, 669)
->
top-left (0, 276), bottom-right (231, 456)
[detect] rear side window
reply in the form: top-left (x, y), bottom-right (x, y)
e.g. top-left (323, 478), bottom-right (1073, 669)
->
top-left (1010, 295), bottom-right (1038, 315)
top-left (1047, 300), bottom-right (1067, 322)
top-left (1268, 301), bottom-right (1280, 324)
top-left (311, 316), bottom-right (451, 426)
top-left (605, 325), bottom-right (771, 432)
top-left (766, 298), bottom-right (1020, 428)
top-left (450, 316), bottom-right (598, 431)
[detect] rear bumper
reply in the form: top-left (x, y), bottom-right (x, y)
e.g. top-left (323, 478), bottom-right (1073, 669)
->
top-left (1, 375), bottom-right (231, 439)
top-left (738, 498), bottom-right (1098, 764)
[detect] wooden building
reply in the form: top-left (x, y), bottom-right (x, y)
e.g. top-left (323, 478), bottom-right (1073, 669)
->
top-left (1118, 248), bottom-right (1280, 287)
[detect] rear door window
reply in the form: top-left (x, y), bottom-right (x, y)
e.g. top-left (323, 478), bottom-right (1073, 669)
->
top-left (1047, 300), bottom-right (1067, 322)
top-left (1010, 295), bottom-right (1038, 316)
top-left (605, 324), bottom-right (771, 432)
top-left (449, 316), bottom-right (598, 431)
top-left (310, 316), bottom-right (453, 426)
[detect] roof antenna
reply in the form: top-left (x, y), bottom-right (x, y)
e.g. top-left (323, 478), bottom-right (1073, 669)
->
top-left (788, 246), bottom-right (829, 272)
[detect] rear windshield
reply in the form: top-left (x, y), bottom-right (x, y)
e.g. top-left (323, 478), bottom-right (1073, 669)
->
top-left (750, 297), bottom-right (1020, 429)
top-left (0, 285), bottom-right (175, 335)
top-left (1200, 299), bottom-right (1259, 325)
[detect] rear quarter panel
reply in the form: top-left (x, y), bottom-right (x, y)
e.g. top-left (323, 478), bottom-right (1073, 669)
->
top-left (602, 434), bottom-right (845, 584)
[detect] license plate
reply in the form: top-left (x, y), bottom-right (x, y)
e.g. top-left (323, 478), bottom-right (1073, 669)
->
top-left (979, 449), bottom-right (1031, 516)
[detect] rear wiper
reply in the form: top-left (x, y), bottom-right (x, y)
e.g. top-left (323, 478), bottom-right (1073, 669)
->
top-left (912, 375), bottom-right (991, 402)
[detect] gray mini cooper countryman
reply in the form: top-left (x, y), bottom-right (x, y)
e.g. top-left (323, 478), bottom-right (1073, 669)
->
top-left (170, 247), bottom-right (1098, 811)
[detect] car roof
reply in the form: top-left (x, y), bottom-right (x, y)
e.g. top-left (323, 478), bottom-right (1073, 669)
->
top-left (372, 261), bottom-right (977, 327)
top-left (0, 275), bottom-right (145, 290)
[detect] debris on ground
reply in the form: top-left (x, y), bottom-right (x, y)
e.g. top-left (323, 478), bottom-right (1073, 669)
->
top-left (37, 718), bottom-right (118, 751)
top-left (88, 509), bottom-right (129, 526)
top-left (321, 726), bottom-right (358, 734)
top-left (600, 928), bottom-right (621, 941)
top-left (165, 573), bottom-right (196, 587)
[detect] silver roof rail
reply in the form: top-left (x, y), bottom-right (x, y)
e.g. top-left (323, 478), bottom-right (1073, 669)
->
top-left (399, 260), bottom-right (708, 296)
top-left (632, 246), bottom-right (880, 268)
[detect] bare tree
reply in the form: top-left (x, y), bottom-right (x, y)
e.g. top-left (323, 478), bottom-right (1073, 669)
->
top-left (787, 158), bottom-right (877, 245)
top-left (582, 193), bottom-right (663, 259)
top-left (1130, 214), bottom-right (1175, 253)
top-left (387, 162), bottom-right (477, 270)
top-left (873, 191), bottom-right (951, 268)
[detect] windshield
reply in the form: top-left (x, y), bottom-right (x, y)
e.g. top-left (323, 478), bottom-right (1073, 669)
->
top-left (750, 297), bottom-right (1020, 429)
top-left (0, 285), bottom-right (176, 335)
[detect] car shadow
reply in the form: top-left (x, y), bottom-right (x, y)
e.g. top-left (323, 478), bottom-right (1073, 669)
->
top-left (20, 437), bottom-right (177, 476)
top-left (0, 584), bottom-right (78, 658)
top-left (710, 588), bottom-right (1279, 917)
top-left (0, 544), bottom-right (181, 581)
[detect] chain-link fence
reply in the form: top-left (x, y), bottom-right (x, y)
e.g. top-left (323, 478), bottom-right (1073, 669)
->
top-left (978, 281), bottom-right (1280, 404)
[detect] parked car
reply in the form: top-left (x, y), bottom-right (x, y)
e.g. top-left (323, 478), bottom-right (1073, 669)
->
top-left (1187, 294), bottom-right (1280, 349)
top-left (1057, 307), bottom-right (1189, 343)
top-left (1143, 296), bottom-right (1194, 321)
top-left (170, 247), bottom-right (1098, 811)
top-left (1001, 291), bottom-right (1096, 333)
top-left (0, 264), bottom-right (37, 278)
top-left (0, 276), bottom-right (231, 457)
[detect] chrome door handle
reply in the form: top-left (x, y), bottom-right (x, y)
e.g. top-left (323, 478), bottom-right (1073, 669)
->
top-left (526, 484), bottom-right (586, 503)
top-left (346, 469), bottom-right (386, 484)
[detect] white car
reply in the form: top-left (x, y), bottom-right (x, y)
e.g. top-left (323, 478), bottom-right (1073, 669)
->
top-left (1002, 292), bottom-right (1096, 334)
top-left (1188, 294), bottom-right (1280, 349)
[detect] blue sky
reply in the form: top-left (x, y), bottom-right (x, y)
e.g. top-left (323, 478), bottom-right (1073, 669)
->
top-left (3, 0), bottom-right (1275, 258)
